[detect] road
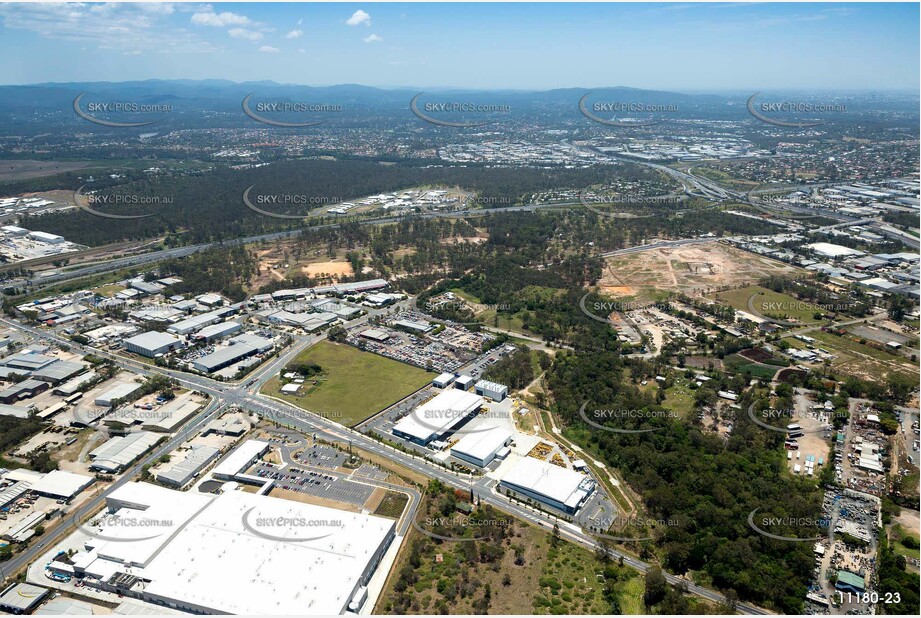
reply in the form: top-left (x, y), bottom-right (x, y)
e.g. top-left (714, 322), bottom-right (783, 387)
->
top-left (0, 314), bottom-right (772, 614)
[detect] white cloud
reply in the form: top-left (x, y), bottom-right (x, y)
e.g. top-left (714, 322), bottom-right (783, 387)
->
top-left (346, 10), bottom-right (371, 26)
top-left (229, 28), bottom-right (263, 41)
top-left (191, 10), bottom-right (251, 27)
top-left (363, 33), bottom-right (382, 43)
top-left (123, 50), bottom-right (143, 56)
top-left (258, 45), bottom-right (280, 53)
top-left (0, 2), bottom-right (215, 53)
top-left (286, 29), bottom-right (302, 39)
top-left (298, 48), bottom-right (306, 54)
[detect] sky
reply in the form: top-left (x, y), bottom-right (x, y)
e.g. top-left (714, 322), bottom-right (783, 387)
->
top-left (0, 2), bottom-right (918, 91)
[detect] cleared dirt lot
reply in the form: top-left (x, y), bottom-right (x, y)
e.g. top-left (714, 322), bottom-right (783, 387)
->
top-left (600, 241), bottom-right (800, 300)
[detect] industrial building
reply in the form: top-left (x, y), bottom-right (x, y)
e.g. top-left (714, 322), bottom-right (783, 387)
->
top-left (52, 370), bottom-right (98, 396)
top-left (474, 379), bottom-right (508, 402)
top-left (191, 335), bottom-right (273, 373)
top-left (27, 231), bottom-right (65, 244)
top-left (0, 352), bottom-right (57, 372)
top-left (450, 427), bottom-right (513, 467)
top-left (433, 372), bottom-right (455, 388)
top-left (212, 439), bottom-right (269, 480)
top-left (499, 457), bottom-right (596, 515)
top-left (359, 328), bottom-right (390, 342)
top-left (167, 305), bottom-right (241, 336)
top-left (94, 381), bottom-right (143, 408)
top-left (89, 431), bottom-right (162, 473)
top-left (28, 470), bottom-right (95, 500)
top-left (392, 389), bottom-right (483, 445)
top-left (30, 360), bottom-right (86, 385)
top-left (0, 583), bottom-right (50, 614)
top-left (192, 320), bottom-right (242, 342)
top-left (0, 379), bottom-right (49, 404)
top-left (141, 398), bottom-right (202, 433)
top-left (454, 375), bottom-right (476, 391)
top-left (124, 331), bottom-right (182, 358)
top-left (56, 482), bottom-right (395, 615)
top-left (155, 445), bottom-right (220, 487)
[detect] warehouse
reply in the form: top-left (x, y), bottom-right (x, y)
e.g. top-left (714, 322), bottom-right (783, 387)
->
top-left (499, 457), bottom-right (596, 515)
top-left (392, 389), bottom-right (483, 445)
top-left (167, 305), bottom-right (241, 335)
top-left (52, 370), bottom-right (98, 396)
top-left (433, 372), bottom-right (455, 388)
top-left (393, 318), bottom-right (432, 334)
top-left (359, 328), bottom-right (390, 342)
top-left (212, 439), bottom-right (269, 480)
top-left (450, 427), bottom-right (513, 467)
top-left (156, 445), bottom-right (220, 487)
top-left (455, 375), bottom-right (476, 391)
top-left (475, 379), bottom-right (508, 402)
top-left (63, 482), bottom-right (395, 614)
top-left (0, 352), bottom-right (57, 372)
top-left (191, 341), bottom-right (265, 373)
top-left (27, 231), bottom-right (65, 244)
top-left (30, 360), bottom-right (86, 385)
top-left (192, 320), bottom-right (242, 343)
top-left (124, 331), bottom-right (182, 358)
top-left (89, 431), bottom-right (161, 473)
top-left (28, 470), bottom-right (95, 500)
top-left (95, 381), bottom-right (143, 408)
top-left (141, 398), bottom-right (203, 433)
top-left (0, 583), bottom-right (50, 614)
top-left (0, 379), bottom-right (49, 404)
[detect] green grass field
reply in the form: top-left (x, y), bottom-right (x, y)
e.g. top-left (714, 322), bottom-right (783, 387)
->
top-left (661, 379), bottom-right (696, 418)
top-left (712, 286), bottom-right (823, 324)
top-left (262, 341), bottom-right (435, 427)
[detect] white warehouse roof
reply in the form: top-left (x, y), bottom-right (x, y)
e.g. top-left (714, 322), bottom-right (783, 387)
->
top-left (29, 470), bottom-right (94, 499)
top-left (392, 389), bottom-right (483, 442)
top-left (451, 426), bottom-right (512, 463)
top-left (500, 457), bottom-right (594, 511)
top-left (78, 483), bottom-right (395, 615)
top-left (212, 439), bottom-right (269, 478)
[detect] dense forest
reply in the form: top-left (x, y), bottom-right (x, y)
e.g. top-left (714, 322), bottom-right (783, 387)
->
top-left (546, 348), bottom-right (820, 613)
top-left (18, 158), bottom-right (784, 248)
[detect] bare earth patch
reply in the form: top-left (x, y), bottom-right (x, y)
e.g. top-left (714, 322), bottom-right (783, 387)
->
top-left (601, 241), bottom-right (800, 299)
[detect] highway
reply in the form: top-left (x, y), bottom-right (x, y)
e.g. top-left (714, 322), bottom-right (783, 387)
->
top-left (0, 314), bottom-right (772, 614)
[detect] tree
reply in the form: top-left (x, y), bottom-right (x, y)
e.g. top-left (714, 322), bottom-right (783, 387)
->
top-left (643, 566), bottom-right (667, 607)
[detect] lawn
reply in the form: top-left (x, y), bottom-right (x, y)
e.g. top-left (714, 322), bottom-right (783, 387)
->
top-left (712, 285), bottom-right (823, 324)
top-left (262, 341), bottom-right (435, 427)
top-left (661, 379), bottom-right (696, 418)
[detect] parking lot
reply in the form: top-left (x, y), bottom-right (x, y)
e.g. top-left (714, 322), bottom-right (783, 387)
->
top-left (292, 443), bottom-right (346, 469)
top-left (251, 463), bottom-right (374, 508)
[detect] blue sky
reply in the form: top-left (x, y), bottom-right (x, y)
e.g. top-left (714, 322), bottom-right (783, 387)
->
top-left (0, 2), bottom-right (917, 90)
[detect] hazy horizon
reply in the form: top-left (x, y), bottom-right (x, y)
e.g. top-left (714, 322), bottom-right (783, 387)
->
top-left (0, 2), bottom-right (918, 90)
